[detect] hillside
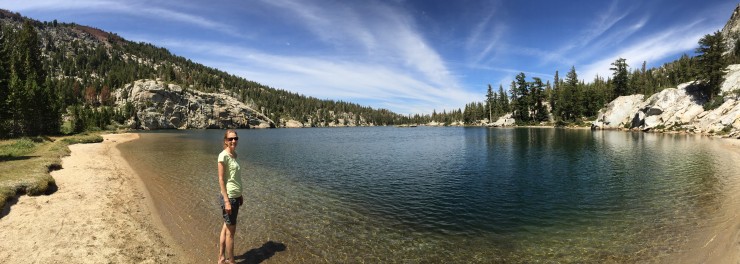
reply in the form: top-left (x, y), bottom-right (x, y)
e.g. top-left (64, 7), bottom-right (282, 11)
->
top-left (0, 9), bottom-right (409, 131)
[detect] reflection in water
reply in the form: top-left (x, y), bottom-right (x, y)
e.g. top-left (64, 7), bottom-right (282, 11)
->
top-left (118, 128), bottom-right (740, 263)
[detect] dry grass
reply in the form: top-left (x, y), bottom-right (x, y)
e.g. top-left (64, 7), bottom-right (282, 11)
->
top-left (0, 133), bottom-right (104, 209)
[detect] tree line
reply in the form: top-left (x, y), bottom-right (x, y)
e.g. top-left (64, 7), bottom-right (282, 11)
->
top-left (0, 21), bottom-right (61, 137)
top-left (435, 30), bottom-right (731, 126)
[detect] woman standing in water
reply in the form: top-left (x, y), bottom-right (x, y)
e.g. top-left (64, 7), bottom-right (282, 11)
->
top-left (217, 129), bottom-right (243, 264)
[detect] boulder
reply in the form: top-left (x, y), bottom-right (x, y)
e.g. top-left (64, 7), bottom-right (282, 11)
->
top-left (596, 94), bottom-right (644, 129)
top-left (427, 121), bottom-right (444, 126)
top-left (492, 114), bottom-right (516, 127)
top-left (643, 115), bottom-right (662, 130)
top-left (646, 106), bottom-right (663, 116)
top-left (283, 120), bottom-right (304, 128)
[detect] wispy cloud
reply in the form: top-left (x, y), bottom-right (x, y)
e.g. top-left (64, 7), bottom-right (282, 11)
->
top-left (465, 12), bottom-right (507, 65)
top-left (270, 0), bottom-right (458, 88)
top-left (579, 20), bottom-right (710, 81)
top-left (140, 37), bottom-right (478, 114)
top-left (248, 0), bottom-right (470, 112)
top-left (541, 1), bottom-right (633, 66)
top-left (571, 16), bottom-right (649, 62)
top-left (4, 0), bottom-right (245, 38)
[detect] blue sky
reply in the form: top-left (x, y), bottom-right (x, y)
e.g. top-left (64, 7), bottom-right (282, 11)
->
top-left (2, 0), bottom-right (736, 115)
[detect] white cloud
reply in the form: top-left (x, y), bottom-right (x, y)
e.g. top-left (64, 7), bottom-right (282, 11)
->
top-left (4, 0), bottom-right (244, 38)
top-left (579, 20), bottom-right (710, 81)
top-left (257, 0), bottom-right (460, 89)
top-left (465, 12), bottom-right (507, 65)
top-left (149, 38), bottom-right (478, 115)
top-left (541, 1), bottom-right (633, 66)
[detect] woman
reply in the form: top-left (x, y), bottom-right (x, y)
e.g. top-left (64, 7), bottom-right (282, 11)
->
top-left (217, 129), bottom-right (243, 264)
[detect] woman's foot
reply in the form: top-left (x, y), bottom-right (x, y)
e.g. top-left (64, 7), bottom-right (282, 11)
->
top-left (217, 256), bottom-right (226, 264)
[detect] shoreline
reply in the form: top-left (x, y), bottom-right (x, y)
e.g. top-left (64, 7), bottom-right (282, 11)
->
top-left (0, 133), bottom-right (186, 263)
top-left (671, 136), bottom-right (740, 263)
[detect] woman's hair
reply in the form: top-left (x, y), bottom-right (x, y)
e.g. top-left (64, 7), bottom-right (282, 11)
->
top-left (223, 129), bottom-right (238, 149)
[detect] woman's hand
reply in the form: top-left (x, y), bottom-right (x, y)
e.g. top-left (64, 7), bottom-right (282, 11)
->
top-left (224, 199), bottom-right (232, 215)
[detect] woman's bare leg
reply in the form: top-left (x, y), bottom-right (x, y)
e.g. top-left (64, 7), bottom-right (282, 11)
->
top-left (218, 223), bottom-right (227, 263)
top-left (225, 223), bottom-right (237, 263)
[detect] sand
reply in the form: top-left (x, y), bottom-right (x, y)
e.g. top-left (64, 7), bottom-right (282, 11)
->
top-left (0, 133), bottom-right (185, 264)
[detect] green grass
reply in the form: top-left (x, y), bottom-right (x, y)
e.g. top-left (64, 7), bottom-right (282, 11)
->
top-left (0, 133), bottom-right (104, 210)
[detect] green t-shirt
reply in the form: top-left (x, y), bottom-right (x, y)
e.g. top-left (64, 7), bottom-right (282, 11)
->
top-left (218, 150), bottom-right (242, 198)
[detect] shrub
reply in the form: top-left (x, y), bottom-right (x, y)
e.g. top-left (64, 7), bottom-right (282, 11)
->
top-left (703, 95), bottom-right (725, 110)
top-left (719, 125), bottom-right (733, 135)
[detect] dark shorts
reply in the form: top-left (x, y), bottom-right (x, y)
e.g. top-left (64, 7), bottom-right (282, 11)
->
top-left (219, 195), bottom-right (243, 225)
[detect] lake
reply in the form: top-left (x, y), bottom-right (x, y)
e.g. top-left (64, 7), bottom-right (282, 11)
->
top-left (117, 127), bottom-right (740, 263)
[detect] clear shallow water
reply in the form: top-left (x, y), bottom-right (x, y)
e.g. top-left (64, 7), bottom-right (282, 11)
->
top-left (118, 127), bottom-right (740, 263)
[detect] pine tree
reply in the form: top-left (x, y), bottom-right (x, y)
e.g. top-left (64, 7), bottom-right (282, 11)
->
top-left (696, 31), bottom-right (727, 101)
top-left (497, 84), bottom-right (509, 114)
top-left (486, 84), bottom-right (494, 122)
top-left (550, 70), bottom-right (559, 118)
top-left (513, 72), bottom-right (530, 123)
top-left (610, 57), bottom-right (629, 98)
top-left (531, 77), bottom-right (548, 122)
top-left (5, 21), bottom-right (60, 135)
top-left (0, 24), bottom-right (9, 136)
top-left (558, 66), bottom-right (582, 122)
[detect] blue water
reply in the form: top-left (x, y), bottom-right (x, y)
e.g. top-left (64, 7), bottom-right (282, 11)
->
top-left (118, 127), bottom-right (740, 263)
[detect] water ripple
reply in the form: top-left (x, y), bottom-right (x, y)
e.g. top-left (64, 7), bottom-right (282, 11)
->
top-left (119, 128), bottom-right (740, 263)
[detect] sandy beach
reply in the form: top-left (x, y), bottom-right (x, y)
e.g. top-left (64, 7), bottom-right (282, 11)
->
top-left (0, 133), bottom-right (185, 263)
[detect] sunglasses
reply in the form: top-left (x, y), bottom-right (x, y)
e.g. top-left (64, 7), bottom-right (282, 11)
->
top-left (227, 137), bottom-right (239, 141)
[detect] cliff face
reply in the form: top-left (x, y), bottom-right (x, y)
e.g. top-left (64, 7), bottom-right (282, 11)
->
top-left (593, 65), bottom-right (740, 137)
top-left (722, 4), bottom-right (740, 53)
top-left (114, 79), bottom-right (274, 130)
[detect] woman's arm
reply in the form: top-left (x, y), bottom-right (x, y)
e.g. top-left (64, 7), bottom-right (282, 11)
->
top-left (218, 161), bottom-right (231, 214)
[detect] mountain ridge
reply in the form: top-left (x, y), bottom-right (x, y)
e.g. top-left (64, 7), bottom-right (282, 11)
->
top-left (0, 9), bottom-right (410, 130)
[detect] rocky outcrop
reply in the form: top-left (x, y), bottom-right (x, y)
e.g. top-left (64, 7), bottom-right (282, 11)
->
top-left (593, 65), bottom-right (740, 137)
top-left (114, 79), bottom-right (274, 130)
top-left (282, 120), bottom-right (305, 128)
top-left (490, 113), bottom-right (516, 127)
top-left (592, 94), bottom-right (645, 129)
top-left (722, 3), bottom-right (740, 54)
top-left (278, 113), bottom-right (375, 128)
